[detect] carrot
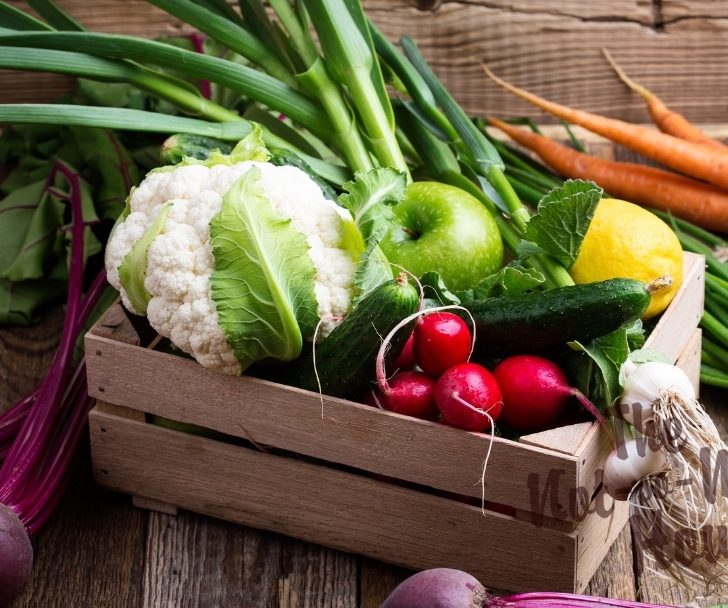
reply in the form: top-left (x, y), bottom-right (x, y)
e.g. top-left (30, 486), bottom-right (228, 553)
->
top-left (487, 117), bottom-right (728, 232)
top-left (482, 65), bottom-right (728, 191)
top-left (602, 49), bottom-right (728, 151)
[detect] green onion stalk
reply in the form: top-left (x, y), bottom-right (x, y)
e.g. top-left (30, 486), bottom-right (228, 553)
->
top-left (370, 29), bottom-right (573, 288)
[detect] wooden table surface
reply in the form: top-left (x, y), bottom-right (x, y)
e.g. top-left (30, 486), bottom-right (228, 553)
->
top-left (0, 306), bottom-right (726, 607)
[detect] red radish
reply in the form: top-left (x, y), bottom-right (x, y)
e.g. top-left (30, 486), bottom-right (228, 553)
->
top-left (434, 363), bottom-right (502, 431)
top-left (392, 333), bottom-right (415, 371)
top-left (493, 355), bottom-right (603, 432)
top-left (413, 312), bottom-right (472, 376)
top-left (378, 371), bottom-right (439, 420)
top-left (375, 305), bottom-right (475, 422)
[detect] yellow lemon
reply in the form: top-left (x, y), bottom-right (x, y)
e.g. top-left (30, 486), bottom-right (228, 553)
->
top-left (570, 198), bottom-right (683, 319)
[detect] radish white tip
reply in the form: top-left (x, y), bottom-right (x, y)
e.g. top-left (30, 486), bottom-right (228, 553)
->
top-left (451, 393), bottom-right (497, 517)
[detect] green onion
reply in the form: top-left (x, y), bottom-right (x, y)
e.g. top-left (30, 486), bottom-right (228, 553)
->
top-left (303, 0), bottom-right (408, 174)
top-left (700, 365), bottom-right (728, 389)
top-left (0, 2), bottom-right (53, 31)
top-left (25, 0), bottom-right (84, 31)
top-left (0, 31), bottom-right (331, 140)
top-left (148, 0), bottom-right (296, 86)
top-left (0, 104), bottom-right (254, 139)
top-left (0, 46), bottom-right (241, 123)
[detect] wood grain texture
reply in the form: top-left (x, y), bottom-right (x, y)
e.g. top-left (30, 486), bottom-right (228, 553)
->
top-left (676, 328), bottom-right (703, 394)
top-left (89, 408), bottom-right (583, 592)
top-left (585, 526), bottom-right (638, 600)
top-left (358, 560), bottom-right (411, 608)
top-left (11, 461), bottom-right (148, 608)
top-left (644, 252), bottom-right (705, 364)
top-left (5, 0), bottom-right (728, 125)
top-left (519, 421), bottom-right (594, 455)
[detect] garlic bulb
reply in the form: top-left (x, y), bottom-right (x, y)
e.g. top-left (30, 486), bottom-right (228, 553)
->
top-left (602, 438), bottom-right (669, 501)
top-left (620, 361), bottom-right (695, 431)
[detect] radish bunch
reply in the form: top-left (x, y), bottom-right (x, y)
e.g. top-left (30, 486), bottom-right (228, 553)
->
top-left (374, 310), bottom-right (600, 434)
top-left (376, 311), bottom-right (502, 432)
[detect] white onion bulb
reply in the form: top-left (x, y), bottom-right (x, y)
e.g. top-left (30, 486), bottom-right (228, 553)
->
top-left (620, 361), bottom-right (695, 431)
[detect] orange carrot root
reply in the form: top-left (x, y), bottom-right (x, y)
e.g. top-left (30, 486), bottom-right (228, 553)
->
top-left (487, 117), bottom-right (728, 232)
top-left (482, 64), bottom-right (728, 191)
top-left (602, 49), bottom-right (728, 151)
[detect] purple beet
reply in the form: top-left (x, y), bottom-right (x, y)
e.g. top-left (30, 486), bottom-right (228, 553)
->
top-left (381, 568), bottom-right (487, 608)
top-left (0, 503), bottom-right (33, 606)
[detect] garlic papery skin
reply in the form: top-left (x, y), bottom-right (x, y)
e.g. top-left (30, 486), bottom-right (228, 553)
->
top-left (603, 438), bottom-right (670, 501)
top-left (620, 361), bottom-right (695, 432)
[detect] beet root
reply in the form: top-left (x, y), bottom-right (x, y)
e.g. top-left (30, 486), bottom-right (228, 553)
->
top-left (381, 568), bottom-right (488, 608)
top-left (0, 503), bottom-right (33, 606)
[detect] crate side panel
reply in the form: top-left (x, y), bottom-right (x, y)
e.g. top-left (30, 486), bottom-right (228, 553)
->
top-left (574, 491), bottom-right (630, 593)
top-left (89, 408), bottom-right (579, 592)
top-left (86, 334), bottom-right (579, 519)
top-left (644, 252), bottom-right (704, 362)
top-left (676, 329), bottom-right (702, 396)
top-left (519, 422), bottom-right (595, 455)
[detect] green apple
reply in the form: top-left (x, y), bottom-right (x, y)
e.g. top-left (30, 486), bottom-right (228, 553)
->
top-left (380, 182), bottom-right (503, 291)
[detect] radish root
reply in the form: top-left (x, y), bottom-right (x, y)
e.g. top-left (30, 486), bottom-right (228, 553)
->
top-left (451, 393), bottom-right (499, 517)
top-left (311, 315), bottom-right (343, 419)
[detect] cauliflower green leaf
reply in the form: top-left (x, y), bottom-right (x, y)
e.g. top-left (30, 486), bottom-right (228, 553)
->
top-left (210, 167), bottom-right (319, 370)
top-left (117, 203), bottom-right (171, 314)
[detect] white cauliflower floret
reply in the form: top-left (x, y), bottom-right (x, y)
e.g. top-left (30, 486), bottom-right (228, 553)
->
top-left (105, 161), bottom-right (358, 374)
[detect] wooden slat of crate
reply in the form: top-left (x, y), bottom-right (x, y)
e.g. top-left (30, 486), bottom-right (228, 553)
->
top-left (84, 331), bottom-right (580, 520)
top-left (644, 252), bottom-right (705, 364)
top-left (88, 406), bottom-right (583, 592)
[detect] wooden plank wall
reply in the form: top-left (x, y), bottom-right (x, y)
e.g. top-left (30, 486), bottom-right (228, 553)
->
top-left (2, 0), bottom-right (728, 123)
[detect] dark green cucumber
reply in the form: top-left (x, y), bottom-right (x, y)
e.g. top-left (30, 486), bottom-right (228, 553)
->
top-left (272, 275), bottom-right (419, 398)
top-left (463, 278), bottom-right (650, 356)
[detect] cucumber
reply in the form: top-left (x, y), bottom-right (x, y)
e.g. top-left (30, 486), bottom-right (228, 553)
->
top-left (463, 278), bottom-right (650, 356)
top-left (270, 274), bottom-right (419, 398)
top-left (160, 134), bottom-right (233, 165)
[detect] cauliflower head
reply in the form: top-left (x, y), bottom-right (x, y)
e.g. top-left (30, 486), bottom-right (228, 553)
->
top-left (106, 161), bottom-right (361, 375)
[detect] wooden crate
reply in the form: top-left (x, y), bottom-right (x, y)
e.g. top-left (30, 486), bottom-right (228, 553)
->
top-left (86, 252), bottom-right (705, 594)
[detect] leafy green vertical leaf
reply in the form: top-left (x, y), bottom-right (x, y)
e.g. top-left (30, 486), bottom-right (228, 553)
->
top-left (337, 168), bottom-right (406, 300)
top-left (460, 261), bottom-right (546, 301)
top-left (525, 179), bottom-right (602, 268)
top-left (0, 277), bottom-right (66, 325)
top-left (210, 168), bottom-right (319, 370)
top-left (0, 180), bottom-right (63, 281)
top-left (338, 168), bottom-right (406, 243)
top-left (68, 126), bottom-right (139, 220)
top-left (568, 319), bottom-right (644, 409)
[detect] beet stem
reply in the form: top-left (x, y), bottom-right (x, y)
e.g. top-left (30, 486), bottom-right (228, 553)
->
top-left (501, 591), bottom-right (680, 608)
